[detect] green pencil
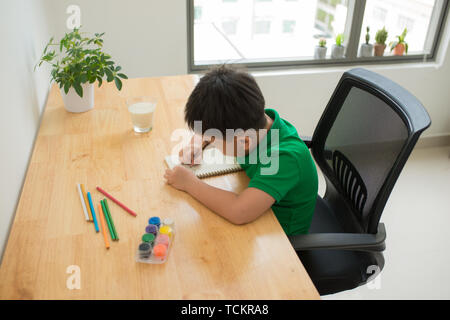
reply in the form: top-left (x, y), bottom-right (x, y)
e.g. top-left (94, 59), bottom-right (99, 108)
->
top-left (101, 199), bottom-right (116, 240)
top-left (104, 198), bottom-right (119, 241)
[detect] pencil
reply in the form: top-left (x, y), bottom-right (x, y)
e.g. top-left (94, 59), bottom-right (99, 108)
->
top-left (76, 183), bottom-right (90, 221)
top-left (101, 199), bottom-right (116, 240)
top-left (81, 184), bottom-right (93, 221)
top-left (103, 198), bottom-right (119, 240)
top-left (87, 192), bottom-right (99, 232)
top-left (98, 203), bottom-right (110, 249)
top-left (96, 186), bottom-right (137, 217)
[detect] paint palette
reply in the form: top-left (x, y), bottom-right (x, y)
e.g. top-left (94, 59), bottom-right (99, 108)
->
top-left (135, 216), bottom-right (175, 264)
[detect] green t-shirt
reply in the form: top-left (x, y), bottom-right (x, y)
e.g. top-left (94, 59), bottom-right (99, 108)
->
top-left (237, 109), bottom-right (318, 235)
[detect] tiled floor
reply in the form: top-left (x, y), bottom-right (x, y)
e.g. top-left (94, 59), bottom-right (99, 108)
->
top-left (317, 146), bottom-right (450, 300)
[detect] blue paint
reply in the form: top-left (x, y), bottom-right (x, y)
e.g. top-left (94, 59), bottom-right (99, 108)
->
top-left (148, 216), bottom-right (161, 227)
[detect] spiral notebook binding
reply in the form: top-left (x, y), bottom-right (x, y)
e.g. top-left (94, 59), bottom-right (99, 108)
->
top-left (164, 151), bottom-right (242, 179)
top-left (197, 165), bottom-right (242, 179)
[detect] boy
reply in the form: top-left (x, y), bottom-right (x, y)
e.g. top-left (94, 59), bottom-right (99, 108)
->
top-left (164, 66), bottom-right (318, 236)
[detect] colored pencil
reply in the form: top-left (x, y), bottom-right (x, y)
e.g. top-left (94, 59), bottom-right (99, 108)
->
top-left (81, 183), bottom-right (93, 221)
top-left (101, 199), bottom-right (116, 240)
top-left (76, 183), bottom-right (90, 221)
top-left (103, 198), bottom-right (119, 240)
top-left (96, 186), bottom-right (137, 217)
top-left (98, 203), bottom-right (110, 249)
top-left (87, 192), bottom-right (99, 232)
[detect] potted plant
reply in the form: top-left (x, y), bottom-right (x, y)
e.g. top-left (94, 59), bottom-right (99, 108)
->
top-left (390, 28), bottom-right (408, 56)
top-left (359, 27), bottom-right (373, 57)
top-left (374, 27), bottom-right (388, 56)
top-left (35, 27), bottom-right (128, 113)
top-left (314, 38), bottom-right (328, 59)
top-left (331, 33), bottom-right (345, 59)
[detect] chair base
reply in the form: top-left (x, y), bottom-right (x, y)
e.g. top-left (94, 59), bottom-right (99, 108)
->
top-left (297, 249), bottom-right (384, 296)
top-left (296, 195), bottom-right (385, 296)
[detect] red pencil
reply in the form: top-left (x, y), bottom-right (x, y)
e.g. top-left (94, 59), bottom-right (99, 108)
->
top-left (96, 186), bottom-right (137, 217)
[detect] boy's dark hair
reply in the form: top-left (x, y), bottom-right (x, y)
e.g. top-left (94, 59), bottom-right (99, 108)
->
top-left (184, 65), bottom-right (266, 135)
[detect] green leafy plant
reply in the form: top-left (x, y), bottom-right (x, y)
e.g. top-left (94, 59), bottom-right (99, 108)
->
top-left (365, 26), bottom-right (370, 45)
top-left (335, 33), bottom-right (344, 46)
top-left (375, 27), bottom-right (388, 45)
top-left (35, 27), bottom-right (128, 98)
top-left (390, 28), bottom-right (408, 54)
top-left (318, 38), bottom-right (327, 47)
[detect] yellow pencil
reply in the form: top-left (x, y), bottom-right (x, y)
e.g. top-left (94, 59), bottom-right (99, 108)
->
top-left (98, 203), bottom-right (110, 249)
top-left (81, 184), bottom-right (93, 221)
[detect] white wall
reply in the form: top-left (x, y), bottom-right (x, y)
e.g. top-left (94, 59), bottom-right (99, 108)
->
top-left (0, 0), bottom-right (52, 258)
top-left (43, 0), bottom-right (188, 80)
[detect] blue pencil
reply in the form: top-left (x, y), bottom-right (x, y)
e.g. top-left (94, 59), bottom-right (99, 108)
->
top-left (87, 192), bottom-right (99, 232)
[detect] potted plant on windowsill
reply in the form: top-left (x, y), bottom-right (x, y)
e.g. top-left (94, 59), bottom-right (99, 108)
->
top-left (374, 27), bottom-right (388, 57)
top-left (331, 33), bottom-right (345, 59)
top-left (390, 28), bottom-right (408, 56)
top-left (359, 27), bottom-right (373, 57)
top-left (314, 38), bottom-right (328, 59)
top-left (35, 27), bottom-right (128, 113)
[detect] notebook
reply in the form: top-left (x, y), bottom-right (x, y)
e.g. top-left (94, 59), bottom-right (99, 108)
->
top-left (164, 148), bottom-right (243, 178)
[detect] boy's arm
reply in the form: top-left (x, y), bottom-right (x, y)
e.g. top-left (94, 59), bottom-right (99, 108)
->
top-left (187, 180), bottom-right (275, 225)
top-left (164, 166), bottom-right (275, 225)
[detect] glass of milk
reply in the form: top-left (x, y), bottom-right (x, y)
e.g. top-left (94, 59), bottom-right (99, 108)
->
top-left (126, 96), bottom-right (157, 133)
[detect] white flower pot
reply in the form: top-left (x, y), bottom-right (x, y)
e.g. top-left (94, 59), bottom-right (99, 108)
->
top-left (60, 83), bottom-right (94, 113)
top-left (314, 46), bottom-right (328, 59)
top-left (359, 43), bottom-right (374, 57)
top-left (331, 44), bottom-right (346, 59)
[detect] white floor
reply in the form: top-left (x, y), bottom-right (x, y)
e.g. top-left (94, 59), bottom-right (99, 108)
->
top-left (317, 146), bottom-right (450, 300)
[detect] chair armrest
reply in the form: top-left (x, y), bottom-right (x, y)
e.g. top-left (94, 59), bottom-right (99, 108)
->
top-left (289, 223), bottom-right (386, 252)
top-left (300, 136), bottom-right (313, 149)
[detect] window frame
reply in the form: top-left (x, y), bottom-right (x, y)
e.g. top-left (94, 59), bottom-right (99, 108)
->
top-left (187, 0), bottom-right (450, 72)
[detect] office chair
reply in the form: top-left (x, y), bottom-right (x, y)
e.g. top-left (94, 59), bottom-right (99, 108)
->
top-left (291, 68), bottom-right (431, 295)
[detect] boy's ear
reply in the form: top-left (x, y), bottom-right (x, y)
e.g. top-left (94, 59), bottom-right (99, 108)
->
top-left (236, 135), bottom-right (252, 151)
top-left (244, 136), bottom-right (251, 149)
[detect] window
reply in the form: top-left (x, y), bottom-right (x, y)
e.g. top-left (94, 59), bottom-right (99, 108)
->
top-left (188, 0), bottom-right (449, 71)
top-left (372, 7), bottom-right (387, 23)
top-left (222, 19), bottom-right (238, 35)
top-left (283, 20), bottom-right (296, 33)
top-left (397, 15), bottom-right (415, 32)
top-left (254, 20), bottom-right (272, 34)
top-left (360, 0), bottom-right (442, 55)
top-left (194, 6), bottom-right (202, 21)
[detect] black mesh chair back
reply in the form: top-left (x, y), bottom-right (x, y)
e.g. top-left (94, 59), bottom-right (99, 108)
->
top-left (312, 68), bottom-right (431, 234)
top-left (292, 68), bottom-right (431, 295)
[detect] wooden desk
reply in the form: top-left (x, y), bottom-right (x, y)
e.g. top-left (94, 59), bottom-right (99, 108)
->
top-left (0, 76), bottom-right (319, 299)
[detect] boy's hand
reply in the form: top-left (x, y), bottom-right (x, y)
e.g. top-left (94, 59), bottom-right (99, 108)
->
top-left (179, 143), bottom-right (203, 167)
top-left (179, 135), bottom-right (215, 166)
top-left (164, 166), bottom-right (198, 192)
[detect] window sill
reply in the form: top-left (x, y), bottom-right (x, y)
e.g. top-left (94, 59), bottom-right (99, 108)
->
top-left (250, 59), bottom-right (444, 78)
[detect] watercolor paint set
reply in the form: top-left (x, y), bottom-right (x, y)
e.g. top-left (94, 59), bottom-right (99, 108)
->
top-left (136, 216), bottom-right (175, 264)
